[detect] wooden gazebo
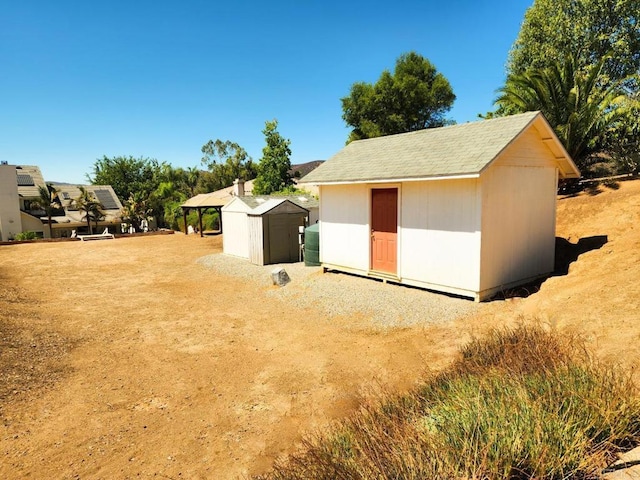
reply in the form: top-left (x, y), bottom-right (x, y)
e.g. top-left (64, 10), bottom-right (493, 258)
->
top-left (180, 194), bottom-right (227, 237)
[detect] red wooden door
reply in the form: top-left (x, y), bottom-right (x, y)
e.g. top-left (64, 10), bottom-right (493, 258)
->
top-left (371, 188), bottom-right (398, 274)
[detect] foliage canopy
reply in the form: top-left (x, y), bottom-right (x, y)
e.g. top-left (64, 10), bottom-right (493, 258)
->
top-left (89, 155), bottom-right (227, 230)
top-left (200, 139), bottom-right (257, 191)
top-left (508, 0), bottom-right (640, 83)
top-left (341, 52), bottom-right (455, 143)
top-left (252, 120), bottom-right (293, 195)
top-left (495, 55), bottom-right (628, 170)
top-left (496, 0), bottom-right (640, 175)
top-left (88, 155), bottom-right (162, 204)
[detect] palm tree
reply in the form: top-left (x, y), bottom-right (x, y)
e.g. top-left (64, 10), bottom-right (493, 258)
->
top-left (185, 167), bottom-right (200, 197)
top-left (88, 200), bottom-right (107, 233)
top-left (120, 192), bottom-right (151, 232)
top-left (495, 55), bottom-right (627, 169)
top-left (73, 186), bottom-right (105, 234)
top-left (33, 184), bottom-right (62, 238)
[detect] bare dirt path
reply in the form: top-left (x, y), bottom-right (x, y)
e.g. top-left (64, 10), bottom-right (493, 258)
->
top-left (0, 234), bottom-right (466, 479)
top-left (0, 179), bottom-right (638, 479)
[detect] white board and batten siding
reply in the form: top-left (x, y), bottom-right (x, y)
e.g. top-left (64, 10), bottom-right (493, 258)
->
top-left (221, 198), bottom-right (252, 259)
top-left (319, 184), bottom-right (370, 272)
top-left (320, 180), bottom-right (483, 297)
top-left (478, 127), bottom-right (559, 297)
top-left (400, 178), bottom-right (482, 296)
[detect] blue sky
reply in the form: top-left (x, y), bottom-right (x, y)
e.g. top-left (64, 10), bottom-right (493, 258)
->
top-left (1, 1), bottom-right (532, 185)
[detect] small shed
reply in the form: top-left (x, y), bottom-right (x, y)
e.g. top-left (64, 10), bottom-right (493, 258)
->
top-left (300, 111), bottom-right (581, 301)
top-left (222, 195), bottom-right (318, 265)
top-left (247, 199), bottom-right (308, 265)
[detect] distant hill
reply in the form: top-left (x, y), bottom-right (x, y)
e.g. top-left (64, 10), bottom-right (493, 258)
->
top-left (290, 160), bottom-right (324, 179)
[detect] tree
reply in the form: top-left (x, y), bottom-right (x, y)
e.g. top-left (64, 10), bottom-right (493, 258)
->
top-left (492, 0), bottom-right (640, 175)
top-left (88, 200), bottom-right (107, 233)
top-left (121, 192), bottom-right (152, 231)
top-left (33, 184), bottom-right (62, 238)
top-left (90, 156), bottom-right (187, 228)
top-left (88, 156), bottom-right (163, 204)
top-left (73, 186), bottom-right (105, 234)
top-left (495, 55), bottom-right (627, 170)
top-left (200, 139), bottom-right (257, 191)
top-left (184, 167), bottom-right (200, 197)
top-left (341, 52), bottom-right (456, 142)
top-left (508, 0), bottom-right (640, 84)
top-left (252, 120), bottom-right (293, 195)
top-left (601, 92), bottom-right (640, 174)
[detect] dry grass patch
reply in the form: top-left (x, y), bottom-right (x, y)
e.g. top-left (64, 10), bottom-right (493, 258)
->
top-left (257, 325), bottom-right (640, 480)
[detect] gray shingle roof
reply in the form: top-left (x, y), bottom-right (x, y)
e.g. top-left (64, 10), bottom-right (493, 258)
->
top-left (301, 112), bottom-right (555, 184)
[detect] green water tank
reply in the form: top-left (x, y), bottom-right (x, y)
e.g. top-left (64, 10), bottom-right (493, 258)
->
top-left (304, 223), bottom-right (320, 266)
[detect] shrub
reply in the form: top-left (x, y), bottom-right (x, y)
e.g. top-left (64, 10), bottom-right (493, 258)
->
top-left (256, 325), bottom-right (640, 480)
top-left (177, 211), bottom-right (219, 232)
top-left (14, 231), bottom-right (38, 241)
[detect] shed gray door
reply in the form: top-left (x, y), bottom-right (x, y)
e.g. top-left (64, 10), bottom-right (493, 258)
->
top-left (268, 214), bottom-right (303, 263)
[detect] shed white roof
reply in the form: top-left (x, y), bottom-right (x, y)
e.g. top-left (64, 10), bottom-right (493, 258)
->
top-left (248, 198), bottom-right (309, 216)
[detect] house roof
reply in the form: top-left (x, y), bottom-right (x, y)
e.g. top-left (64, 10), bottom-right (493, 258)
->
top-left (209, 179), bottom-right (255, 200)
top-left (180, 179), bottom-right (256, 209)
top-left (48, 184), bottom-right (123, 225)
top-left (301, 112), bottom-right (580, 185)
top-left (289, 160), bottom-right (324, 178)
top-left (15, 165), bottom-right (47, 198)
top-left (180, 193), bottom-right (228, 208)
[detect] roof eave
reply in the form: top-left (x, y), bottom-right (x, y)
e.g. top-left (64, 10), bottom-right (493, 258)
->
top-left (532, 115), bottom-right (581, 179)
top-left (304, 173), bottom-right (481, 186)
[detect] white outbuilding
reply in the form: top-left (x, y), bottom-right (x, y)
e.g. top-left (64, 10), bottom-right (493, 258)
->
top-left (221, 195), bottom-right (319, 265)
top-left (300, 111), bottom-right (580, 301)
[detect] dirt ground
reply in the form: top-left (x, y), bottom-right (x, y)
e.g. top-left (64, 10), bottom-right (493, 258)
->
top-left (0, 179), bottom-right (639, 479)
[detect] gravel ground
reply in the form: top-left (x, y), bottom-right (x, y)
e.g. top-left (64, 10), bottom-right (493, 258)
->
top-left (197, 253), bottom-right (480, 328)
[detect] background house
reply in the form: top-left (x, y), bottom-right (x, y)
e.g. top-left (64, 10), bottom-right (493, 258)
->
top-left (290, 160), bottom-right (323, 196)
top-left (49, 183), bottom-right (123, 237)
top-left (0, 164), bottom-right (48, 241)
top-left (0, 163), bottom-right (123, 241)
top-left (301, 111), bottom-right (581, 301)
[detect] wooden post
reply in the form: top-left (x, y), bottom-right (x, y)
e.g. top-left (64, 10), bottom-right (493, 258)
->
top-left (182, 208), bottom-right (188, 234)
top-left (198, 208), bottom-right (204, 237)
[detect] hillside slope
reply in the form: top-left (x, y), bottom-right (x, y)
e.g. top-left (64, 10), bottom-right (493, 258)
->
top-left (487, 178), bottom-right (640, 369)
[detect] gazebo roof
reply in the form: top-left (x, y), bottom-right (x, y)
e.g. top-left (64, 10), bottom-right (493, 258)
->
top-left (180, 193), bottom-right (227, 208)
